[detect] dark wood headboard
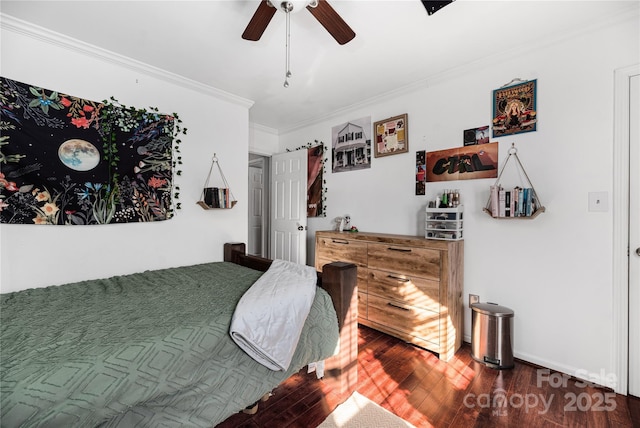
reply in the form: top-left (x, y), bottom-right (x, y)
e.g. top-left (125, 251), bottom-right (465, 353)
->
top-left (223, 243), bottom-right (358, 399)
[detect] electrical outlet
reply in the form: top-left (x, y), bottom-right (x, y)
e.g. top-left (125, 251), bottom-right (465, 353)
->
top-left (469, 294), bottom-right (480, 306)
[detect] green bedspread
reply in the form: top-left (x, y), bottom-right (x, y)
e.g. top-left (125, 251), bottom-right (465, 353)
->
top-left (0, 262), bottom-right (340, 427)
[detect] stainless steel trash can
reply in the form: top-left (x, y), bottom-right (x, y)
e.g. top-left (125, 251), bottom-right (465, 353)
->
top-left (471, 302), bottom-right (514, 369)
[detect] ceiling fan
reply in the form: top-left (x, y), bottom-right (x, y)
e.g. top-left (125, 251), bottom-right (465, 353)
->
top-left (242, 0), bottom-right (356, 45)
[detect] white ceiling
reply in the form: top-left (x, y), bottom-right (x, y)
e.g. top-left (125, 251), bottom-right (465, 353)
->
top-left (2, 0), bottom-right (638, 133)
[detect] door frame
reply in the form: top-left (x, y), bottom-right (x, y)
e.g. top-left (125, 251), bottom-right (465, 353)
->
top-left (248, 155), bottom-right (269, 258)
top-left (612, 63), bottom-right (639, 395)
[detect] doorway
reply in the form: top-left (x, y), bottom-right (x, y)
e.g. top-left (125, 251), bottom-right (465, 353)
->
top-left (247, 149), bottom-right (309, 264)
top-left (248, 153), bottom-right (269, 258)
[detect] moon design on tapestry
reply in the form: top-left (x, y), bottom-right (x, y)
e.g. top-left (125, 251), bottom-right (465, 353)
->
top-left (58, 139), bottom-right (100, 171)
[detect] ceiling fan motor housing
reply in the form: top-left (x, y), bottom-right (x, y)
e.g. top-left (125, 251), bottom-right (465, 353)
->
top-left (276, 1), bottom-right (316, 13)
top-left (243, 0), bottom-right (355, 45)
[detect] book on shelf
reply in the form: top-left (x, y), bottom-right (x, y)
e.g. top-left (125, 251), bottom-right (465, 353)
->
top-left (490, 185), bottom-right (537, 217)
top-left (490, 185), bottom-right (499, 218)
top-left (525, 187), bottom-right (534, 216)
top-left (505, 190), bottom-right (511, 217)
top-left (204, 187), bottom-right (230, 208)
top-left (517, 187), bottom-right (524, 217)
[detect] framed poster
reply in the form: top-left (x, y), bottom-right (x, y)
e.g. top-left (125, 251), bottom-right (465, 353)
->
top-left (373, 113), bottom-right (408, 157)
top-left (492, 79), bottom-right (537, 137)
top-left (331, 116), bottom-right (371, 173)
top-left (463, 126), bottom-right (490, 146)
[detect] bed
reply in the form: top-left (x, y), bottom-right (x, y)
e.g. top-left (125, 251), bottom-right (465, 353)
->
top-left (0, 243), bottom-right (358, 427)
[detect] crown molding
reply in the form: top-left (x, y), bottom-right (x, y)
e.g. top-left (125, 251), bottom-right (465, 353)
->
top-left (276, 2), bottom-right (639, 135)
top-left (250, 122), bottom-right (279, 136)
top-left (0, 13), bottom-right (255, 109)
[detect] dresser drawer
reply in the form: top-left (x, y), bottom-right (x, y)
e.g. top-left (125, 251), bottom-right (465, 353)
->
top-left (316, 237), bottom-right (368, 267)
top-left (368, 269), bottom-right (440, 313)
top-left (367, 243), bottom-right (441, 280)
top-left (367, 295), bottom-right (439, 345)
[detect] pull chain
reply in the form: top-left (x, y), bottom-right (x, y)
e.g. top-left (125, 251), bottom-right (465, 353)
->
top-left (284, 10), bottom-right (292, 88)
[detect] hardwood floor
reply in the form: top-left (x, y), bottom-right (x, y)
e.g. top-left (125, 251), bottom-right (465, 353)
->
top-left (217, 325), bottom-right (640, 427)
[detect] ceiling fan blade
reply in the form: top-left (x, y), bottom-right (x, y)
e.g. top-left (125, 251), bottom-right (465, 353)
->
top-left (242, 1), bottom-right (277, 41)
top-left (421, 1), bottom-right (454, 15)
top-left (306, 0), bottom-right (355, 45)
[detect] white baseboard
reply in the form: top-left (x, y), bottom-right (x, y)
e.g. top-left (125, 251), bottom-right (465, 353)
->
top-left (463, 334), bottom-right (618, 391)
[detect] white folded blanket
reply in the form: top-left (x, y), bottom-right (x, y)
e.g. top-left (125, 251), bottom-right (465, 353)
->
top-left (230, 259), bottom-right (317, 371)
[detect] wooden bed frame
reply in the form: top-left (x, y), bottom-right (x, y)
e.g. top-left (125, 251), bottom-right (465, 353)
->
top-left (223, 243), bottom-right (358, 400)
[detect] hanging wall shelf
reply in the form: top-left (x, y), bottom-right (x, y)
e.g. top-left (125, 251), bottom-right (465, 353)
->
top-left (197, 154), bottom-right (237, 210)
top-left (483, 143), bottom-right (545, 219)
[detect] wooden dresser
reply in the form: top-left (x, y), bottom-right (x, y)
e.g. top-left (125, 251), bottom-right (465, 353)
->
top-left (315, 230), bottom-right (464, 361)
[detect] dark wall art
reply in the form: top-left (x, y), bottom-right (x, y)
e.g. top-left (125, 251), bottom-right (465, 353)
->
top-left (307, 144), bottom-right (324, 217)
top-left (286, 141), bottom-right (327, 217)
top-left (0, 77), bottom-right (179, 225)
top-left (425, 142), bottom-right (498, 182)
top-left (492, 79), bottom-right (537, 138)
top-left (463, 125), bottom-right (490, 146)
top-left (416, 150), bottom-right (426, 195)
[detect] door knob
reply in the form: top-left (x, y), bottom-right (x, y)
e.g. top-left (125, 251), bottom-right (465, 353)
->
top-left (298, 225), bottom-right (304, 231)
top-left (636, 247), bottom-right (640, 256)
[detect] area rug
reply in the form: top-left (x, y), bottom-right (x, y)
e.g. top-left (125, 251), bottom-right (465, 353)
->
top-left (318, 392), bottom-right (415, 428)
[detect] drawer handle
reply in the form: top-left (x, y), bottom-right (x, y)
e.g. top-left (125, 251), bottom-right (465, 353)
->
top-left (332, 239), bottom-right (350, 245)
top-left (388, 247), bottom-right (411, 252)
top-left (387, 302), bottom-right (410, 311)
top-left (387, 275), bottom-right (409, 282)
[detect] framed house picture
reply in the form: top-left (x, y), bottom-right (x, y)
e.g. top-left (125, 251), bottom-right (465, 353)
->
top-left (331, 116), bottom-right (372, 173)
top-left (373, 113), bottom-right (408, 157)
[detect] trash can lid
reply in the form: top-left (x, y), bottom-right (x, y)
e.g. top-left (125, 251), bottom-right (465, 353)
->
top-left (471, 302), bottom-right (514, 317)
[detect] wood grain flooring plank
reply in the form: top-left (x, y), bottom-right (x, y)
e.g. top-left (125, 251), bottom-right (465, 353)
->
top-left (216, 325), bottom-right (635, 428)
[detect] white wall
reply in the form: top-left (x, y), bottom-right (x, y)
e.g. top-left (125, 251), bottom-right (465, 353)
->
top-left (279, 17), bottom-right (639, 388)
top-left (250, 123), bottom-right (279, 156)
top-left (0, 17), bottom-right (252, 293)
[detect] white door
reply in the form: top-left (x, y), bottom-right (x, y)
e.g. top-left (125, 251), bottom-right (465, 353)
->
top-left (629, 73), bottom-right (639, 397)
top-left (248, 164), bottom-right (265, 257)
top-left (270, 150), bottom-right (307, 263)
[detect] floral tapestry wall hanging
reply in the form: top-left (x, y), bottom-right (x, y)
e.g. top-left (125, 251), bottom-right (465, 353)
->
top-left (492, 79), bottom-right (537, 138)
top-left (0, 77), bottom-right (179, 225)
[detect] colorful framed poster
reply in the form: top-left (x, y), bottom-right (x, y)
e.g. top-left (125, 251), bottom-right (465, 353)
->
top-left (373, 113), bottom-right (408, 157)
top-left (492, 79), bottom-right (537, 138)
top-left (425, 142), bottom-right (498, 182)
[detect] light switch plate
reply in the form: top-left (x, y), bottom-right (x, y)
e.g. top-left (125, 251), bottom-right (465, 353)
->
top-left (588, 191), bottom-right (608, 212)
